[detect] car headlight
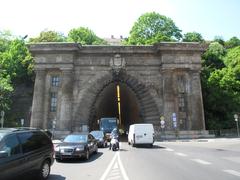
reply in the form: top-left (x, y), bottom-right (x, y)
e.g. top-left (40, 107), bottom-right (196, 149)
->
top-left (54, 146), bottom-right (60, 151)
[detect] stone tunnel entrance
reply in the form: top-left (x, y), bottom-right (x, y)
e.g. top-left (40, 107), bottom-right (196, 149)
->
top-left (29, 43), bottom-right (207, 138)
top-left (89, 82), bottom-right (142, 132)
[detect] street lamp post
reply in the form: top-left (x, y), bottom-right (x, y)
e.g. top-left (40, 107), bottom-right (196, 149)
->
top-left (234, 114), bottom-right (239, 137)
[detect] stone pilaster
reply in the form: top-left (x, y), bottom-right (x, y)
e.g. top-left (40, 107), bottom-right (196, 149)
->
top-left (188, 71), bottom-right (205, 130)
top-left (58, 69), bottom-right (73, 131)
top-left (30, 69), bottom-right (46, 128)
top-left (162, 70), bottom-right (176, 130)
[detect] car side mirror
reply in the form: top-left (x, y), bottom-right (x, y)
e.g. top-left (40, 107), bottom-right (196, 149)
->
top-left (0, 151), bottom-right (9, 158)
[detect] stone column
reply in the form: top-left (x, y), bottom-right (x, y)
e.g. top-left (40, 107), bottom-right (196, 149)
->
top-left (30, 69), bottom-right (46, 128)
top-left (58, 69), bottom-right (73, 131)
top-left (162, 69), bottom-right (176, 130)
top-left (188, 71), bottom-right (205, 130)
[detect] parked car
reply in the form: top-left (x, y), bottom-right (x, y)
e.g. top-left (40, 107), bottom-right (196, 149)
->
top-left (0, 127), bottom-right (54, 180)
top-left (128, 123), bottom-right (155, 147)
top-left (90, 130), bottom-right (108, 148)
top-left (54, 133), bottom-right (98, 161)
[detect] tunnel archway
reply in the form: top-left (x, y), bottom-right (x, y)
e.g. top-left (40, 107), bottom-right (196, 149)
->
top-left (85, 72), bottom-right (160, 132)
top-left (90, 82), bottom-right (142, 131)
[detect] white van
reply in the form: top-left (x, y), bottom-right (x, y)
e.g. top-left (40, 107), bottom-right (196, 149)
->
top-left (128, 123), bottom-right (154, 147)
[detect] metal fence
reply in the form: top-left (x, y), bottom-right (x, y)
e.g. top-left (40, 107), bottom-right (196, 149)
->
top-left (208, 129), bottom-right (239, 137)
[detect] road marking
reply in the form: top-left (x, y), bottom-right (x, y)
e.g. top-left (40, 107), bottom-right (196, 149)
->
top-left (100, 153), bottom-right (118, 180)
top-left (175, 152), bottom-right (187, 157)
top-left (117, 152), bottom-right (130, 180)
top-left (100, 151), bottom-right (129, 180)
top-left (191, 159), bottom-right (212, 165)
top-left (223, 170), bottom-right (240, 177)
top-left (165, 148), bottom-right (174, 152)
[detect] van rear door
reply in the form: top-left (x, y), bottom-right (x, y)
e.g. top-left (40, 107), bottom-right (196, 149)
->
top-left (134, 124), bottom-right (154, 144)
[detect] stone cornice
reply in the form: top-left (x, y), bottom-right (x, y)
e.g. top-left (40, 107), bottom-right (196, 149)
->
top-left (28, 43), bottom-right (82, 54)
top-left (154, 42), bottom-right (208, 52)
top-left (28, 42), bottom-right (208, 55)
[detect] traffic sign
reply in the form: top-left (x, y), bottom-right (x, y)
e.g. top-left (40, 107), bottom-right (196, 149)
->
top-left (160, 119), bottom-right (165, 129)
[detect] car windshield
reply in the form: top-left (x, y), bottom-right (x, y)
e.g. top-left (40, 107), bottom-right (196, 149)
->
top-left (91, 131), bottom-right (104, 139)
top-left (64, 134), bottom-right (87, 143)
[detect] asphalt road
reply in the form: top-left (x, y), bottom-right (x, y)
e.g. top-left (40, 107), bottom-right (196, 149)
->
top-left (49, 139), bottom-right (240, 180)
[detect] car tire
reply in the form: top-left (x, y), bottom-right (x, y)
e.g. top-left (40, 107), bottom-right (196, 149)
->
top-left (94, 147), bottom-right (98, 154)
top-left (85, 150), bottom-right (89, 160)
top-left (55, 158), bottom-right (61, 162)
top-left (38, 160), bottom-right (50, 180)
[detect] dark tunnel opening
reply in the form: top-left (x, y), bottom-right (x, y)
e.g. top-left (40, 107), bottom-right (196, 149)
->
top-left (90, 82), bottom-right (142, 132)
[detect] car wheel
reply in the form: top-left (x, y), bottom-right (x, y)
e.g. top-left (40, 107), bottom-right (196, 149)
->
top-left (55, 158), bottom-right (61, 162)
top-left (94, 147), bottom-right (98, 154)
top-left (85, 150), bottom-right (89, 160)
top-left (128, 141), bottom-right (130, 145)
top-left (38, 160), bottom-right (50, 180)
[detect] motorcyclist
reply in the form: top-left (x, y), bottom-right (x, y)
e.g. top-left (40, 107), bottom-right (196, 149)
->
top-left (109, 128), bottom-right (119, 150)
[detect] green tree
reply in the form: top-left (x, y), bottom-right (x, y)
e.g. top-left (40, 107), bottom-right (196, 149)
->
top-left (225, 36), bottom-right (240, 49)
top-left (0, 39), bottom-right (33, 82)
top-left (125, 12), bottom-right (182, 45)
top-left (202, 44), bottom-right (240, 131)
top-left (182, 32), bottom-right (204, 42)
top-left (0, 72), bottom-right (13, 111)
top-left (213, 36), bottom-right (225, 46)
top-left (67, 27), bottom-right (107, 45)
top-left (0, 31), bottom-right (33, 114)
top-left (29, 30), bottom-right (66, 43)
top-left (202, 42), bottom-right (226, 69)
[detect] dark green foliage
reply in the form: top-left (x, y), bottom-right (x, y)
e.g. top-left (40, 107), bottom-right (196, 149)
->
top-left (182, 32), bottom-right (204, 42)
top-left (225, 37), bottom-right (240, 49)
top-left (202, 41), bottom-right (240, 130)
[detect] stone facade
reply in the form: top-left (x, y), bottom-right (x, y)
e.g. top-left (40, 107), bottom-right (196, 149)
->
top-left (28, 42), bottom-right (206, 134)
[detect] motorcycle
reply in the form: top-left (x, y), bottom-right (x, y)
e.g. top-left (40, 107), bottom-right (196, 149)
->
top-left (109, 134), bottom-right (119, 151)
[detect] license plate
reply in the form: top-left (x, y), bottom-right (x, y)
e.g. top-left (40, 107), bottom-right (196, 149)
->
top-left (136, 135), bottom-right (143, 138)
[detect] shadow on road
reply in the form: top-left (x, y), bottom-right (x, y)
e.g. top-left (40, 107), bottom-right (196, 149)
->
top-left (56, 152), bottom-right (103, 164)
top-left (131, 144), bottom-right (166, 149)
top-left (48, 174), bottom-right (66, 180)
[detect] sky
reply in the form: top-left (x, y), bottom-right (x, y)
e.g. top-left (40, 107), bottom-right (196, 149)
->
top-left (0, 0), bottom-right (239, 41)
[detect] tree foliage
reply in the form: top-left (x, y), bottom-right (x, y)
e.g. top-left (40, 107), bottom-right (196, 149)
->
top-left (202, 40), bottom-right (240, 130)
top-left (0, 31), bottom-right (33, 111)
top-left (202, 42), bottom-right (225, 69)
top-left (67, 27), bottom-right (107, 45)
top-left (29, 30), bottom-right (66, 43)
top-left (182, 32), bottom-right (204, 42)
top-left (225, 37), bottom-right (240, 49)
top-left (125, 12), bottom-right (182, 45)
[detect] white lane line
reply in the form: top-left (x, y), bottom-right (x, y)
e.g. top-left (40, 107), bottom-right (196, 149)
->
top-left (223, 170), bottom-right (240, 177)
top-left (175, 152), bottom-right (187, 157)
top-left (117, 152), bottom-right (130, 180)
top-left (191, 159), bottom-right (212, 165)
top-left (165, 148), bottom-right (174, 152)
top-left (100, 153), bottom-right (118, 180)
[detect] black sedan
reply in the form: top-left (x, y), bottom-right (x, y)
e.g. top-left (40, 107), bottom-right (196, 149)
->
top-left (90, 130), bottom-right (108, 148)
top-left (54, 133), bottom-right (98, 161)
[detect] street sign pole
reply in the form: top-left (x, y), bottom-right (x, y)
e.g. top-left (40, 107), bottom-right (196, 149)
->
top-left (234, 114), bottom-right (239, 137)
